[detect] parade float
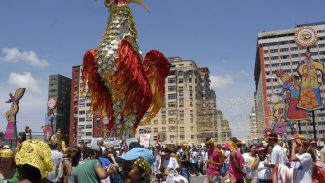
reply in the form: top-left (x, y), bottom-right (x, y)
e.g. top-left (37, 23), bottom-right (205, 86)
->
top-left (82, 0), bottom-right (170, 138)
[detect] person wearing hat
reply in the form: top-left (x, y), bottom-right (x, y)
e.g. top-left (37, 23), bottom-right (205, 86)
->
top-left (15, 140), bottom-right (54, 183)
top-left (117, 147), bottom-right (154, 183)
top-left (251, 147), bottom-right (272, 183)
top-left (205, 140), bottom-right (224, 183)
top-left (310, 140), bottom-right (320, 161)
top-left (228, 137), bottom-right (245, 183)
top-left (291, 137), bottom-right (315, 183)
top-left (264, 133), bottom-right (288, 169)
top-left (50, 129), bottom-right (66, 152)
top-left (178, 143), bottom-right (191, 181)
top-left (159, 148), bottom-right (179, 181)
top-left (221, 143), bottom-right (231, 179)
top-left (0, 148), bottom-right (19, 183)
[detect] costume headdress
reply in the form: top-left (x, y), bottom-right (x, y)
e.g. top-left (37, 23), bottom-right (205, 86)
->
top-left (15, 140), bottom-right (54, 179)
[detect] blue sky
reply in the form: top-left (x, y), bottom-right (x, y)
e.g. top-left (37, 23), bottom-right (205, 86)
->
top-left (0, 0), bottom-right (325, 139)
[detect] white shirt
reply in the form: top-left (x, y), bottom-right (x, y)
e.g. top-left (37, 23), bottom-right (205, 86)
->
top-left (163, 157), bottom-right (179, 170)
top-left (190, 151), bottom-right (199, 163)
top-left (200, 150), bottom-right (207, 161)
top-left (294, 153), bottom-right (313, 183)
top-left (257, 160), bottom-right (272, 180)
top-left (270, 145), bottom-right (288, 165)
top-left (47, 150), bottom-right (63, 182)
top-left (224, 150), bottom-right (231, 164)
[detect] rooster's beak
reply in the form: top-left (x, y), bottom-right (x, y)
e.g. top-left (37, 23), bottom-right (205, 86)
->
top-left (128, 0), bottom-right (150, 13)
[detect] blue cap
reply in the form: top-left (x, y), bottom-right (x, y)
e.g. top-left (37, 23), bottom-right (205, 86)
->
top-left (117, 148), bottom-right (153, 165)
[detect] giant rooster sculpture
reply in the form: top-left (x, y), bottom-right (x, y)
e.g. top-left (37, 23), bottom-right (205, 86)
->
top-left (82, 0), bottom-right (170, 137)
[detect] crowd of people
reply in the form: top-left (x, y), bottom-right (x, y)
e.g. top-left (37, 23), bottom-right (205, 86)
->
top-left (151, 134), bottom-right (325, 183)
top-left (0, 131), bottom-right (325, 183)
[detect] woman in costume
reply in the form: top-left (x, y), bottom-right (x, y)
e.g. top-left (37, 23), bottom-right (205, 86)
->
top-left (297, 47), bottom-right (325, 111)
top-left (0, 148), bottom-right (19, 183)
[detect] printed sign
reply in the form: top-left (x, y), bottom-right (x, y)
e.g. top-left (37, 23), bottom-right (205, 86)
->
top-left (139, 134), bottom-right (150, 148)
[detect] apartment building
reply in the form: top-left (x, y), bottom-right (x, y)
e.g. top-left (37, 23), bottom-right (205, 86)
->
top-left (136, 57), bottom-right (232, 145)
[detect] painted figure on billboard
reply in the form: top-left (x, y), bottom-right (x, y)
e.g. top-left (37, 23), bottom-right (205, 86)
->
top-left (297, 48), bottom-right (324, 111)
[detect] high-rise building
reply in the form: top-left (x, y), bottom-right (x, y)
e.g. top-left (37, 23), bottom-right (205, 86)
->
top-left (69, 66), bottom-right (105, 145)
top-left (254, 22), bottom-right (325, 145)
top-left (136, 57), bottom-right (232, 145)
top-left (48, 74), bottom-right (71, 136)
top-left (248, 107), bottom-right (260, 140)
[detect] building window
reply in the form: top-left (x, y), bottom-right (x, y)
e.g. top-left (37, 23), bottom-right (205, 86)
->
top-left (162, 127), bottom-right (166, 132)
top-left (180, 127), bottom-right (184, 132)
top-left (86, 132), bottom-right (92, 136)
top-left (168, 86), bottom-right (176, 91)
top-left (153, 128), bottom-right (158, 133)
top-left (168, 118), bottom-right (176, 124)
top-left (271, 56), bottom-right (278, 60)
top-left (79, 118), bottom-right (85, 122)
top-left (169, 126), bottom-right (176, 132)
top-left (168, 94), bottom-right (177, 100)
top-left (168, 78), bottom-right (176, 83)
top-left (280, 48), bottom-right (288, 52)
top-left (179, 110), bottom-right (184, 118)
top-left (168, 110), bottom-right (177, 116)
top-left (86, 125), bottom-right (92, 129)
top-left (79, 111), bottom-right (85, 114)
top-left (168, 102), bottom-right (176, 107)
top-left (178, 79), bottom-right (183, 83)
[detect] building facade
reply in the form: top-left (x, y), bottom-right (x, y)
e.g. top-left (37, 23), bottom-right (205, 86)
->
top-left (136, 57), bottom-right (231, 145)
top-left (254, 22), bottom-right (325, 145)
top-left (48, 74), bottom-right (71, 136)
top-left (248, 107), bottom-right (261, 140)
top-left (69, 66), bottom-right (105, 145)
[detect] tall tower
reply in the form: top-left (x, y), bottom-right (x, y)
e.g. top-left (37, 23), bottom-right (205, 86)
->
top-left (48, 74), bottom-right (71, 136)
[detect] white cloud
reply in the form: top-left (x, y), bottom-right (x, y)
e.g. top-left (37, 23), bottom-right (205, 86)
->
top-left (8, 72), bottom-right (42, 94)
top-left (2, 47), bottom-right (49, 69)
top-left (236, 69), bottom-right (249, 77)
top-left (210, 74), bottom-right (234, 89)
